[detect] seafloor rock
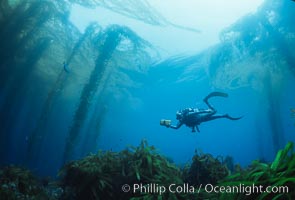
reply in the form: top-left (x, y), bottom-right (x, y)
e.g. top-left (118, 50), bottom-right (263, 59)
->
top-left (59, 140), bottom-right (192, 200)
top-left (183, 150), bottom-right (230, 186)
top-left (0, 166), bottom-right (59, 200)
top-left (1, 141), bottom-right (294, 200)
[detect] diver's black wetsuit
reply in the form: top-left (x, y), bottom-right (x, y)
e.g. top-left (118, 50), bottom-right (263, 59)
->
top-left (168, 92), bottom-right (242, 132)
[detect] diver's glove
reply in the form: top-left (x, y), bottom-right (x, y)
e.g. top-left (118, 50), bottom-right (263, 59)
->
top-left (160, 119), bottom-right (171, 127)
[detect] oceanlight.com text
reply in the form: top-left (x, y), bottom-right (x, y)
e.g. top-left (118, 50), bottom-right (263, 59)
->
top-left (204, 183), bottom-right (289, 196)
top-left (122, 183), bottom-right (289, 196)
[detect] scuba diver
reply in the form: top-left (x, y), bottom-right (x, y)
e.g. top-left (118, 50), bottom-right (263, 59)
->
top-left (160, 92), bottom-right (242, 132)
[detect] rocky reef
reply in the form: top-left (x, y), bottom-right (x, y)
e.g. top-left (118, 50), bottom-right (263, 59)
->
top-left (1, 141), bottom-right (294, 200)
top-left (0, 166), bottom-right (61, 200)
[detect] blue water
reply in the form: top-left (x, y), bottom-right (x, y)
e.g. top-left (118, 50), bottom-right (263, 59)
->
top-left (0, 0), bottom-right (295, 178)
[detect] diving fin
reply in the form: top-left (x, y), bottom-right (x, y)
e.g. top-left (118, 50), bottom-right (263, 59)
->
top-left (205, 92), bottom-right (228, 100)
top-left (224, 114), bottom-right (243, 120)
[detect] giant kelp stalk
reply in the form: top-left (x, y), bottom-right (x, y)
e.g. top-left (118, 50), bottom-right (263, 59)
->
top-left (80, 94), bottom-right (108, 156)
top-left (63, 25), bottom-right (148, 162)
top-left (78, 27), bottom-right (153, 156)
top-left (264, 71), bottom-right (284, 153)
top-left (204, 0), bottom-right (293, 155)
top-left (0, 35), bottom-right (52, 122)
top-left (0, 0), bottom-right (89, 165)
top-left (254, 1), bottom-right (293, 153)
top-left (0, 37), bottom-right (52, 160)
top-left (0, 1), bottom-right (54, 88)
top-left (0, 0), bottom-right (76, 161)
top-left (0, 0), bottom-right (11, 21)
top-left (259, 1), bottom-right (295, 77)
top-left (0, 0), bottom-right (154, 171)
top-left (0, 1), bottom-right (60, 158)
top-left (255, 120), bottom-right (266, 161)
top-left (26, 23), bottom-right (101, 163)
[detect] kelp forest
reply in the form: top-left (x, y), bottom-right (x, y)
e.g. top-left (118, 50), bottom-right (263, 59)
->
top-left (1, 0), bottom-right (295, 199)
top-left (0, 0), bottom-right (155, 168)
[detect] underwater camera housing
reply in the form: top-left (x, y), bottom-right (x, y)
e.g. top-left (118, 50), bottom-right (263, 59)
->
top-left (160, 119), bottom-right (171, 126)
